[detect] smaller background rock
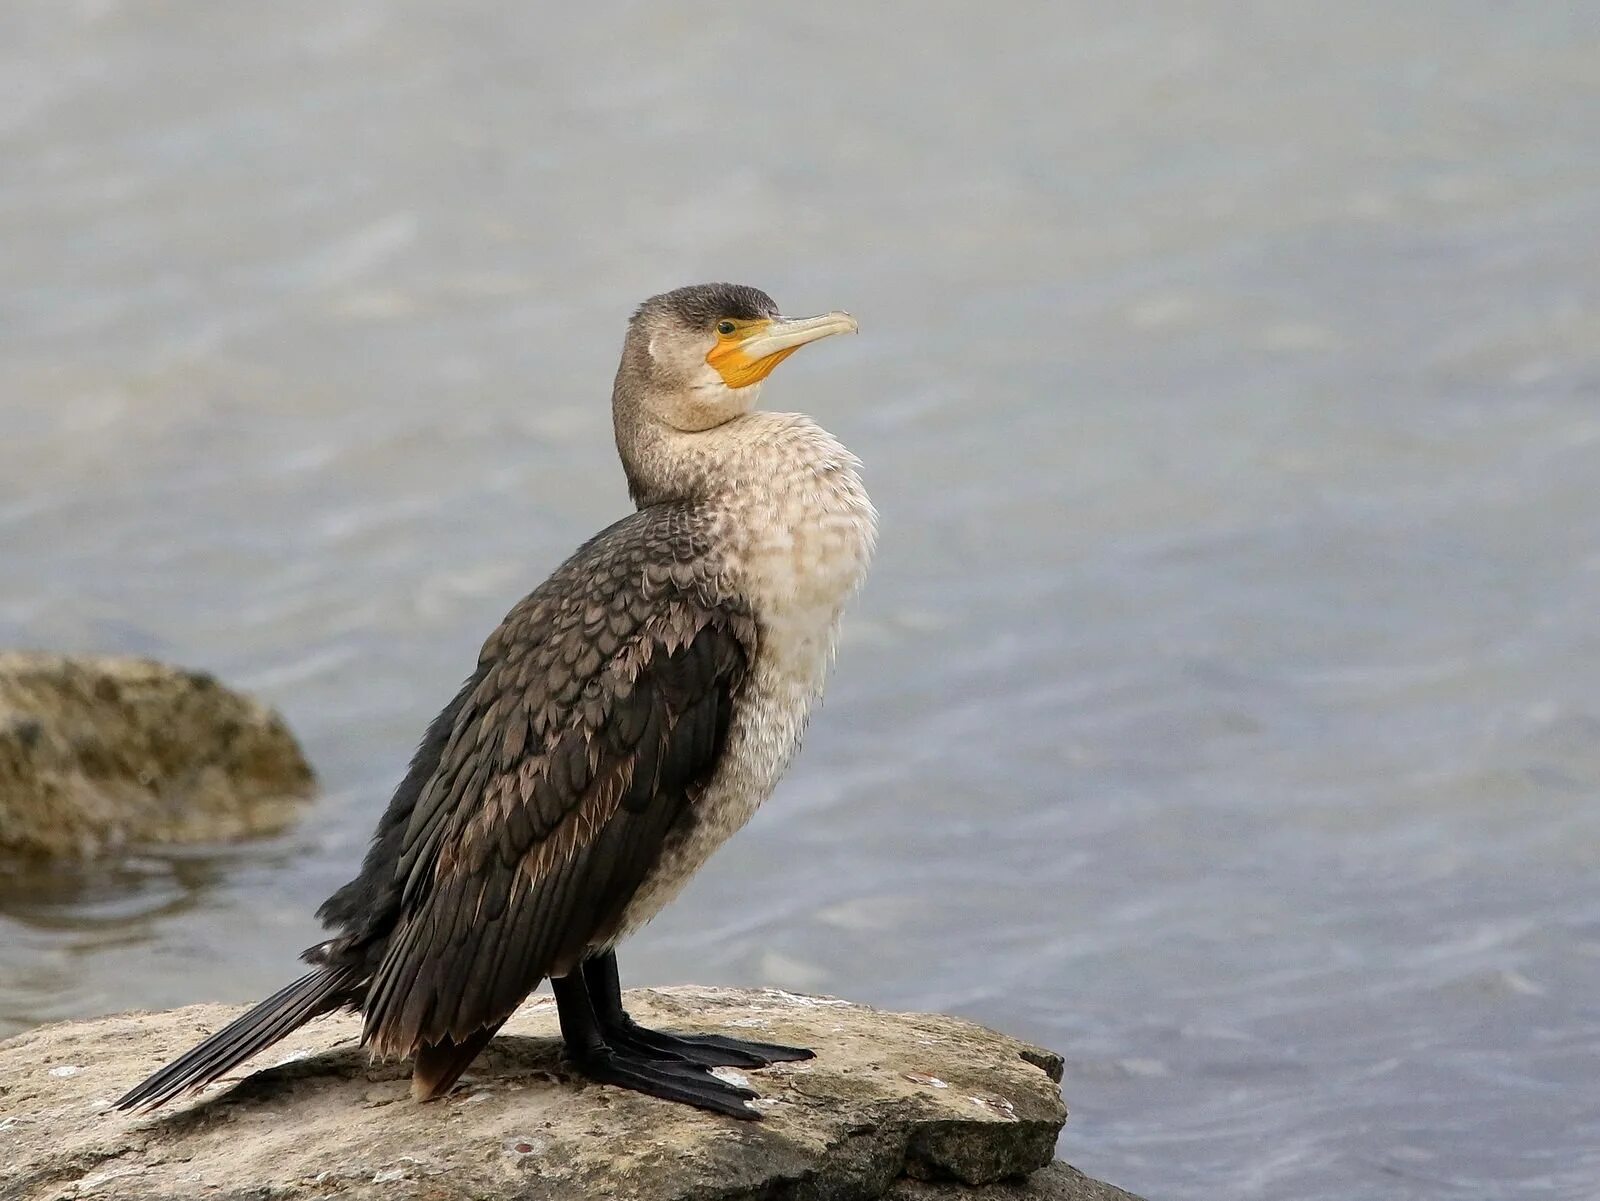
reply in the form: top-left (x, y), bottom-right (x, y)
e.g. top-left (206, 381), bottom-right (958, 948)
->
top-left (0, 653), bottom-right (314, 858)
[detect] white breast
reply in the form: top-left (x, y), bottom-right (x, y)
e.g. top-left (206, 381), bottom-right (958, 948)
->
top-left (612, 414), bottom-right (876, 939)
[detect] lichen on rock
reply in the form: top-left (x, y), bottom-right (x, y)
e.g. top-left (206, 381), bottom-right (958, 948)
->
top-left (0, 986), bottom-right (1135, 1201)
top-left (0, 652), bottom-right (315, 858)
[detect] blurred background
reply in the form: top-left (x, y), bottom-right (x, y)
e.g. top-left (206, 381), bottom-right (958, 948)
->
top-left (3, 3), bottom-right (1599, 1198)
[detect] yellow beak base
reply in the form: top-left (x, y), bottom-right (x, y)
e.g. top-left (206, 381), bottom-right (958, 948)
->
top-left (706, 311), bottom-right (858, 389)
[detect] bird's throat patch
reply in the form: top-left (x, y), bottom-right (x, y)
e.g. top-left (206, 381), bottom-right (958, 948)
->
top-left (706, 320), bottom-right (796, 389)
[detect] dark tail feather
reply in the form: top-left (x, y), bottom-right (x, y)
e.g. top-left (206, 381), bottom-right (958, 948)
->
top-left (115, 967), bottom-right (361, 1112)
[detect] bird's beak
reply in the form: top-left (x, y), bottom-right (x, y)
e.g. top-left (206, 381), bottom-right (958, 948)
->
top-left (707, 311), bottom-right (859, 389)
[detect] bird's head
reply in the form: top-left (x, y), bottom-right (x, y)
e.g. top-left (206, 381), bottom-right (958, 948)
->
top-left (615, 283), bottom-right (857, 435)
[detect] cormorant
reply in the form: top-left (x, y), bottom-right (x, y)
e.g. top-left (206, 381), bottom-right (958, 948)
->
top-left (114, 283), bottom-right (874, 1120)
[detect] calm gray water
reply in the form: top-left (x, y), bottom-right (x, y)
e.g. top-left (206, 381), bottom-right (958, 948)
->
top-left (3, 3), bottom-right (1599, 1197)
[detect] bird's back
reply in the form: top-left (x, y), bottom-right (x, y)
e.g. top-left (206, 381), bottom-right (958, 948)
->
top-left (306, 500), bottom-right (749, 981)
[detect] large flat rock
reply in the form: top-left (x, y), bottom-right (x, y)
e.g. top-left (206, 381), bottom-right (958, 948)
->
top-left (0, 653), bottom-right (314, 857)
top-left (0, 987), bottom-right (1078, 1201)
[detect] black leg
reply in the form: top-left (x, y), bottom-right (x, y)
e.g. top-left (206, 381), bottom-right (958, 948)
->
top-left (580, 947), bottom-right (631, 1027)
top-left (550, 970), bottom-right (760, 1120)
top-left (580, 951), bottom-right (815, 1069)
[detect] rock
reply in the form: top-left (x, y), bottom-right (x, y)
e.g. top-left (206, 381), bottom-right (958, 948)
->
top-left (0, 653), bottom-right (314, 858)
top-left (0, 986), bottom-right (1125, 1201)
top-left (886, 1162), bottom-right (1148, 1201)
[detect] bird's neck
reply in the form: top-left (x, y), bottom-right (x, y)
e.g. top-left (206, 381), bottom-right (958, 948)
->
top-left (618, 411), bottom-right (833, 510)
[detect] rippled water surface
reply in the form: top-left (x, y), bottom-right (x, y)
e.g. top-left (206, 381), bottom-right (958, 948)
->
top-left (3, 4), bottom-right (1599, 1197)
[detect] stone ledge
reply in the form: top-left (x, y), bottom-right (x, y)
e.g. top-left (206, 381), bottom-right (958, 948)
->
top-left (888, 1162), bottom-right (1147, 1200)
top-left (0, 986), bottom-right (1140, 1201)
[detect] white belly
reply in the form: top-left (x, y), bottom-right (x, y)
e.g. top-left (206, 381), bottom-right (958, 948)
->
top-left (611, 416), bottom-right (875, 939)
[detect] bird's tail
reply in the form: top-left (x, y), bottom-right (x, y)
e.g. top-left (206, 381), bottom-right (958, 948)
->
top-left (114, 966), bottom-right (362, 1112)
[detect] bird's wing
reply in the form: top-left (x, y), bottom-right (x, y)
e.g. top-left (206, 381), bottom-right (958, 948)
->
top-left (359, 513), bottom-right (752, 1057)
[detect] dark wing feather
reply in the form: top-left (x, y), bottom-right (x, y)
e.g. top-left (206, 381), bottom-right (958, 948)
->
top-left (356, 509), bottom-right (752, 1058)
top-left (309, 672), bottom-right (485, 959)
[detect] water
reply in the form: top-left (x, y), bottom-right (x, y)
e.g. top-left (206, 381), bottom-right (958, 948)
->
top-left (3, 3), bottom-right (1599, 1197)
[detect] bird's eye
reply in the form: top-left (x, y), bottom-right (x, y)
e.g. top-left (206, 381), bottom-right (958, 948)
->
top-left (716, 320), bottom-right (737, 336)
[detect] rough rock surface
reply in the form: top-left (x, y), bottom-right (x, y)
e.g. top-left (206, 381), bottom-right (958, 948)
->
top-left (0, 653), bottom-right (314, 857)
top-left (0, 986), bottom-right (1137, 1201)
top-left (887, 1162), bottom-right (1147, 1201)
